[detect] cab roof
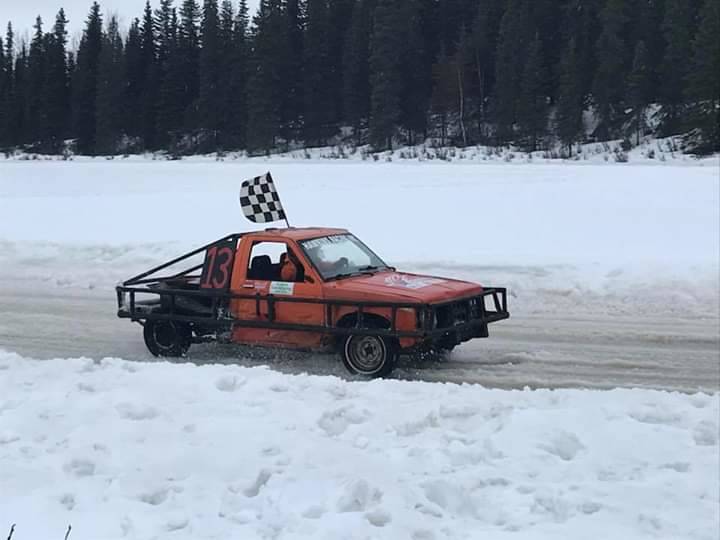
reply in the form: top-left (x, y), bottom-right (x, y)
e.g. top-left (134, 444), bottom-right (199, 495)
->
top-left (243, 227), bottom-right (349, 241)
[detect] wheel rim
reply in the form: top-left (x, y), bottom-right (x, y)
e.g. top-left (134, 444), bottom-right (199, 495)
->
top-left (154, 322), bottom-right (179, 350)
top-left (347, 336), bottom-right (386, 374)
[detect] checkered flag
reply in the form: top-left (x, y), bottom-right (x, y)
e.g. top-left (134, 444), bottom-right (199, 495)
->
top-left (239, 172), bottom-right (289, 225)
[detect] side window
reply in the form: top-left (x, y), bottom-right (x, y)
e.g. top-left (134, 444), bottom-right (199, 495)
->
top-left (246, 242), bottom-right (305, 282)
top-left (247, 242), bottom-right (287, 281)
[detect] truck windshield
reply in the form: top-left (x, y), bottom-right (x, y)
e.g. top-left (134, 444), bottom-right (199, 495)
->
top-left (299, 234), bottom-right (390, 281)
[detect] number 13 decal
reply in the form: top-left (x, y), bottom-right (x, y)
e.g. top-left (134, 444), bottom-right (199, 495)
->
top-left (201, 242), bottom-right (235, 289)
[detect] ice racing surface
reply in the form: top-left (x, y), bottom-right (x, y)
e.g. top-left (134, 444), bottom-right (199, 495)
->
top-left (0, 158), bottom-right (718, 539)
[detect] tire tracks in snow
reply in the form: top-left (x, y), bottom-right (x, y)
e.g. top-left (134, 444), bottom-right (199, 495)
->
top-left (0, 283), bottom-right (717, 393)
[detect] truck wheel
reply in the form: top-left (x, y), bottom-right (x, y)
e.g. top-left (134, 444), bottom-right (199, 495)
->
top-left (342, 334), bottom-right (397, 378)
top-left (143, 320), bottom-right (192, 358)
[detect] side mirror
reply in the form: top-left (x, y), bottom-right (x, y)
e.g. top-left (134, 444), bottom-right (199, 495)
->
top-left (304, 275), bottom-right (315, 284)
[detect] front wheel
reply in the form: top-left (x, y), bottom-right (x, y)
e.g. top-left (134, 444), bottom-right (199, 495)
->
top-left (342, 334), bottom-right (397, 378)
top-left (143, 319), bottom-right (192, 358)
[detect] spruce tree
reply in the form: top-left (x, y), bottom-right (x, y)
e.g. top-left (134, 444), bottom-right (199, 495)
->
top-left (178, 0), bottom-right (201, 129)
top-left (198, 0), bottom-right (222, 148)
top-left (593, 0), bottom-right (627, 139)
top-left (493, 0), bottom-right (531, 143)
top-left (659, 0), bottom-right (697, 135)
top-left (438, 0), bottom-right (473, 56)
top-left (219, 1), bottom-right (235, 48)
top-left (3, 24), bottom-right (12, 84)
top-left (327, 0), bottom-right (354, 124)
top-left (26, 16), bottom-right (46, 144)
top-left (124, 18), bottom-right (144, 140)
top-left (627, 40), bottom-right (650, 145)
top-left (517, 32), bottom-right (547, 152)
top-left (685, 0), bottom-right (720, 152)
top-left (530, 0), bottom-right (564, 101)
top-left (156, 3), bottom-right (182, 148)
top-left (398, 0), bottom-right (429, 144)
top-left (342, 0), bottom-right (373, 141)
top-left (304, 0), bottom-right (333, 145)
top-left (124, 6), bottom-right (157, 147)
top-left (555, 37), bottom-right (584, 154)
top-left (139, 2), bottom-right (159, 149)
top-left (469, 0), bottom-right (505, 140)
top-left (369, 0), bottom-right (403, 149)
top-left (154, 0), bottom-right (178, 147)
top-left (215, 0), bottom-right (235, 146)
top-left (458, 26), bottom-right (477, 146)
top-left (219, 0), bottom-right (249, 148)
top-left (246, 0), bottom-right (286, 151)
top-left (0, 31), bottom-right (7, 147)
top-left (0, 23), bottom-right (18, 146)
top-left (218, 0), bottom-right (247, 149)
top-left (96, 16), bottom-right (126, 154)
top-left (155, 0), bottom-right (176, 65)
top-left (11, 45), bottom-right (28, 147)
top-left (72, 2), bottom-right (103, 154)
top-left (633, 0), bottom-right (664, 99)
top-left (562, 0), bottom-right (601, 105)
top-left (430, 46), bottom-right (458, 146)
top-left (283, 0), bottom-right (304, 137)
top-left (43, 9), bottom-right (70, 152)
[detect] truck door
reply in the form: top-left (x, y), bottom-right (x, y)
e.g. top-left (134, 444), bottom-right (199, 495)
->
top-left (231, 239), bottom-right (326, 348)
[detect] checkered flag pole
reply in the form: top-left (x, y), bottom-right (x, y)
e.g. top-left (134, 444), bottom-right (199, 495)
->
top-left (239, 172), bottom-right (290, 227)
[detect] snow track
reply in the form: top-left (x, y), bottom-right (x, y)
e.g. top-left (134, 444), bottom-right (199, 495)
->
top-left (1, 281), bottom-right (717, 392)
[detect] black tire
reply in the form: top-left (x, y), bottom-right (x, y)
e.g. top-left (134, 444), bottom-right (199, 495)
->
top-left (342, 334), bottom-right (397, 378)
top-left (143, 319), bottom-right (192, 358)
top-left (436, 344), bottom-right (456, 355)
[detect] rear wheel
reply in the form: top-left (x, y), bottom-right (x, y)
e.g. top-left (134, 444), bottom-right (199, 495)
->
top-left (342, 334), bottom-right (397, 378)
top-left (143, 320), bottom-right (192, 358)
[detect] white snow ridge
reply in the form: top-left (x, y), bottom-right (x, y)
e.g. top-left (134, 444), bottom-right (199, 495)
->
top-left (0, 350), bottom-right (717, 540)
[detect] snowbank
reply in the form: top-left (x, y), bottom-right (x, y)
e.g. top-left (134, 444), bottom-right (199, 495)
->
top-left (2, 135), bottom-right (719, 165)
top-left (0, 351), bottom-right (717, 540)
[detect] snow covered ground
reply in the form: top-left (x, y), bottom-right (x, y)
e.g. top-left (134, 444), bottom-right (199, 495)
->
top-left (1, 350), bottom-right (718, 540)
top-left (0, 158), bottom-right (718, 538)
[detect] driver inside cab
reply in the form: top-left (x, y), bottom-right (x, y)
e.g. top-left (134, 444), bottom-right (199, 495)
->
top-left (280, 250), bottom-right (303, 282)
top-left (306, 245), bottom-right (349, 276)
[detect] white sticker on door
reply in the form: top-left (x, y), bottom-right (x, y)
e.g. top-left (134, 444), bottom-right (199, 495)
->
top-left (270, 282), bottom-right (295, 295)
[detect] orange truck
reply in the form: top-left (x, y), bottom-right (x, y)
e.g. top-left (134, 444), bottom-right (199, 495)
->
top-left (117, 228), bottom-right (509, 377)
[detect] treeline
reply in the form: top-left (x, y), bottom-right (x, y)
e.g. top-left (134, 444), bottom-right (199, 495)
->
top-left (0, 0), bottom-right (717, 156)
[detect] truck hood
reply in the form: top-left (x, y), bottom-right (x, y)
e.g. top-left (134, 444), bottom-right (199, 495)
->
top-left (323, 271), bottom-right (483, 304)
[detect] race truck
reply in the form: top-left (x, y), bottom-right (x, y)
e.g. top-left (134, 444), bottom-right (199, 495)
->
top-left (116, 228), bottom-right (509, 377)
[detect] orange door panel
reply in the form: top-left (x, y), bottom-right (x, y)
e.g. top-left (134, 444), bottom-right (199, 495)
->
top-left (267, 280), bottom-right (326, 348)
top-left (230, 239), bottom-right (326, 349)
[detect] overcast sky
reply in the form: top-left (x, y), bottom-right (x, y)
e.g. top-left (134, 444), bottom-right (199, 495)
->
top-left (2, 0), bottom-right (260, 43)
